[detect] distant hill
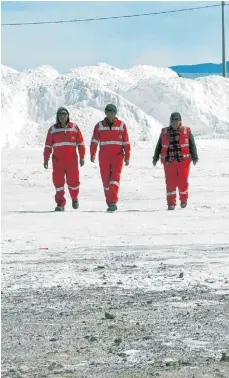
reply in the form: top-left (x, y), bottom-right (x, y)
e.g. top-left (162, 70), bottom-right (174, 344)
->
top-left (170, 62), bottom-right (229, 74)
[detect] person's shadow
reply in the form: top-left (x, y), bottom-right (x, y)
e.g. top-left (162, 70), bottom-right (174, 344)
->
top-left (7, 210), bottom-right (55, 214)
top-left (7, 209), bottom-right (161, 214)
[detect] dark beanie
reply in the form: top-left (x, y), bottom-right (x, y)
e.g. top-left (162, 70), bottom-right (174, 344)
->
top-left (56, 107), bottom-right (69, 123)
top-left (105, 104), bottom-right (117, 114)
top-left (170, 112), bottom-right (182, 121)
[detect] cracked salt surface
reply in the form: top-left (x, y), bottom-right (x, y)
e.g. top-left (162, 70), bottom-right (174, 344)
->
top-left (1, 143), bottom-right (229, 377)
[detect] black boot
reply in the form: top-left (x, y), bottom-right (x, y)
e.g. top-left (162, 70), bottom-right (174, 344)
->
top-left (55, 205), bottom-right (65, 212)
top-left (180, 201), bottom-right (187, 208)
top-left (72, 199), bottom-right (79, 209)
top-left (107, 203), bottom-right (118, 212)
top-left (168, 205), bottom-right (175, 210)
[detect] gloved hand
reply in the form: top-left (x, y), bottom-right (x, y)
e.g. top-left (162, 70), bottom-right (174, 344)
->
top-left (193, 159), bottom-right (198, 166)
top-left (125, 159), bottom-right (129, 166)
top-left (44, 161), bottom-right (48, 169)
top-left (80, 158), bottom-right (85, 167)
top-left (90, 156), bottom-right (95, 163)
top-left (152, 159), bottom-right (157, 167)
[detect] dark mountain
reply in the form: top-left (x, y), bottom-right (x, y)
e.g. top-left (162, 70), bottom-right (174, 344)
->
top-left (170, 62), bottom-right (229, 74)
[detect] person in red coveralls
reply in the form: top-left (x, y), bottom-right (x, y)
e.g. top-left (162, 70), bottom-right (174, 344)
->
top-left (153, 112), bottom-right (198, 210)
top-left (90, 104), bottom-right (131, 212)
top-left (44, 107), bottom-right (85, 212)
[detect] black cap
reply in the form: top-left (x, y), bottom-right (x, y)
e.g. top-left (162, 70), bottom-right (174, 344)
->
top-left (170, 112), bottom-right (181, 121)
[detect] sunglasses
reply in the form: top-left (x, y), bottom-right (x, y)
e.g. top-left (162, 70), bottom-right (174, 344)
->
top-left (58, 112), bottom-right (68, 116)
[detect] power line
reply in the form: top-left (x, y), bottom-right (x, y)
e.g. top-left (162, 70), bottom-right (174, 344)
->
top-left (2, 3), bottom-right (228, 27)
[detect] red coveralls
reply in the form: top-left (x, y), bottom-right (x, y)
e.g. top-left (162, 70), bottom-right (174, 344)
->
top-left (90, 118), bottom-right (130, 206)
top-left (161, 126), bottom-right (192, 206)
top-left (44, 122), bottom-right (85, 207)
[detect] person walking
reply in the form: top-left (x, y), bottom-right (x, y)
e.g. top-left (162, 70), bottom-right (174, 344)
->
top-left (44, 107), bottom-right (85, 211)
top-left (153, 112), bottom-right (198, 210)
top-left (90, 104), bottom-right (130, 212)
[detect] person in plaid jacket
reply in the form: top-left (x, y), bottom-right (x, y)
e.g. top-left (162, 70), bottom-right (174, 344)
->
top-left (153, 112), bottom-right (198, 210)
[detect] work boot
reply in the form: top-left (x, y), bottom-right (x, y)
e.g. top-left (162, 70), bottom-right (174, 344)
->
top-left (72, 199), bottom-right (79, 209)
top-left (168, 205), bottom-right (175, 211)
top-left (107, 203), bottom-right (118, 212)
top-left (55, 205), bottom-right (65, 212)
top-left (180, 201), bottom-right (187, 208)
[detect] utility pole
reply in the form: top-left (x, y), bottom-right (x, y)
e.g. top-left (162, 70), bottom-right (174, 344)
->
top-left (222, 1), bottom-right (227, 77)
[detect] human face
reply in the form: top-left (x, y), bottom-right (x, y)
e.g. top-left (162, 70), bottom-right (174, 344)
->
top-left (171, 120), bottom-right (181, 129)
top-left (105, 110), bottom-right (116, 122)
top-left (58, 111), bottom-right (68, 126)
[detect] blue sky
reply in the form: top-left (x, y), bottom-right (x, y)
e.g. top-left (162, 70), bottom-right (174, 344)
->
top-left (1, 1), bottom-right (229, 72)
